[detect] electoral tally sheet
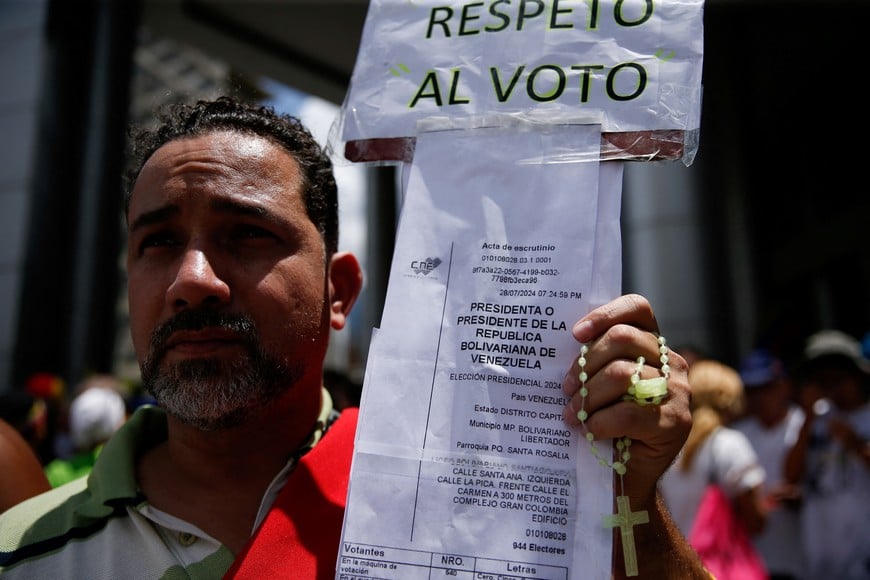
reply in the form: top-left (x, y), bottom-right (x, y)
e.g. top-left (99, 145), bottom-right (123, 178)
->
top-left (336, 123), bottom-right (619, 579)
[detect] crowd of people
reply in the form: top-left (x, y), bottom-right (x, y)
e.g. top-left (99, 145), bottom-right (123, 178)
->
top-left (0, 373), bottom-right (134, 511)
top-left (666, 329), bottom-right (870, 579)
top-left (0, 96), bottom-right (866, 579)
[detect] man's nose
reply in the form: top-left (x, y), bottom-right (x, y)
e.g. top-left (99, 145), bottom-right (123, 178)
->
top-left (166, 248), bottom-right (231, 309)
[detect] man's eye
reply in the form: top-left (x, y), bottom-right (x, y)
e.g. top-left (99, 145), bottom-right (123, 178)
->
top-left (234, 225), bottom-right (275, 240)
top-left (139, 232), bottom-right (178, 252)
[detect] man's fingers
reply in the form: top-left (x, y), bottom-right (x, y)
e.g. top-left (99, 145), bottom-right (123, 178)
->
top-left (572, 294), bottom-right (658, 343)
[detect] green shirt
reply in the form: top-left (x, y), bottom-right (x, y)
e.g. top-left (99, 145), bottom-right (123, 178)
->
top-left (0, 391), bottom-right (336, 580)
top-left (1, 406), bottom-right (236, 579)
top-left (43, 447), bottom-right (102, 488)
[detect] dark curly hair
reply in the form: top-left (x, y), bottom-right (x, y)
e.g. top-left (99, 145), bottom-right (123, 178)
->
top-left (125, 97), bottom-right (339, 256)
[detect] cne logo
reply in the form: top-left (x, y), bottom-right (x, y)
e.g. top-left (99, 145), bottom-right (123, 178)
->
top-left (410, 257), bottom-right (442, 276)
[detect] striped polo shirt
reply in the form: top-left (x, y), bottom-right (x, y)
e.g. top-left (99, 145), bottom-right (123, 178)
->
top-left (0, 396), bottom-right (337, 579)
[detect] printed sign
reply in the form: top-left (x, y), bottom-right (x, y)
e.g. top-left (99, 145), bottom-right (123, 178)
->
top-left (332, 0), bottom-right (704, 163)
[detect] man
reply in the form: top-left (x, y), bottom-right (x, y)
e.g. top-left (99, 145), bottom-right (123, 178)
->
top-left (0, 97), bottom-right (707, 578)
top-left (785, 330), bottom-right (870, 580)
top-left (733, 349), bottom-right (806, 580)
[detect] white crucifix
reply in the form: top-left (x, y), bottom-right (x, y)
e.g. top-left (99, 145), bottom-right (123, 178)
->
top-left (603, 494), bottom-right (649, 577)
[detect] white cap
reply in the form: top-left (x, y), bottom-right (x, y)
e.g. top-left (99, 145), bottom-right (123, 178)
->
top-left (805, 330), bottom-right (870, 375)
top-left (69, 387), bottom-right (126, 450)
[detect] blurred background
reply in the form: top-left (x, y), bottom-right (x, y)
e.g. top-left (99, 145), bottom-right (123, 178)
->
top-left (1, 0), bottom-right (867, 398)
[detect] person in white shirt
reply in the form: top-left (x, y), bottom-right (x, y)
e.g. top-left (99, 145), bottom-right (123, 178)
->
top-left (733, 348), bottom-right (806, 580)
top-left (785, 330), bottom-right (870, 580)
top-left (662, 359), bottom-right (767, 538)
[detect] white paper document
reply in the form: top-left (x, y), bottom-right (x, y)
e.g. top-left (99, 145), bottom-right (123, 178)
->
top-left (337, 123), bottom-right (624, 579)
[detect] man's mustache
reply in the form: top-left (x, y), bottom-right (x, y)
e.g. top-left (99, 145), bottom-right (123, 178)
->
top-left (148, 309), bottom-right (258, 361)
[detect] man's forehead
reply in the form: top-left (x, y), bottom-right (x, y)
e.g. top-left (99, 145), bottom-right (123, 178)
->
top-left (129, 130), bottom-right (302, 215)
top-left (142, 130), bottom-right (286, 172)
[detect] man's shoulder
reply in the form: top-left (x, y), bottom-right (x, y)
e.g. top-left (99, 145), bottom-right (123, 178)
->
top-left (0, 407), bottom-right (162, 557)
top-left (0, 477), bottom-right (91, 545)
top-left (709, 427), bottom-right (761, 471)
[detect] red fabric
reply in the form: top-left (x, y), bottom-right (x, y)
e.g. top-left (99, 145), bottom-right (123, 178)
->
top-left (225, 408), bottom-right (358, 580)
top-left (688, 484), bottom-right (769, 580)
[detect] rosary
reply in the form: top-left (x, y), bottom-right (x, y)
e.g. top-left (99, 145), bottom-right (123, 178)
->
top-left (576, 336), bottom-right (669, 577)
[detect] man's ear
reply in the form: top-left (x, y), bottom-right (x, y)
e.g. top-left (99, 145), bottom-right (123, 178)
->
top-left (328, 251), bottom-right (363, 330)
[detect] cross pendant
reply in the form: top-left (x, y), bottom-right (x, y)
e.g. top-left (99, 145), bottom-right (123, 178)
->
top-left (603, 495), bottom-right (649, 577)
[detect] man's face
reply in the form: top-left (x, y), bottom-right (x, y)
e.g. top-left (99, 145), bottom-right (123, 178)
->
top-left (807, 366), bottom-right (862, 409)
top-left (126, 130), bottom-right (331, 430)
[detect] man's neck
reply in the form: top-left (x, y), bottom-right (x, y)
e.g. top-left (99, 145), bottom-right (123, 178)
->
top-left (136, 389), bottom-right (324, 553)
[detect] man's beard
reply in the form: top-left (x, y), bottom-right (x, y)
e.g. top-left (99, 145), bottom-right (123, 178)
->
top-left (140, 310), bottom-right (300, 430)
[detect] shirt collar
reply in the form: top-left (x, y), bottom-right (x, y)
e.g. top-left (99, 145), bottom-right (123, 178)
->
top-left (76, 388), bottom-right (337, 518)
